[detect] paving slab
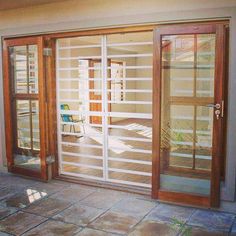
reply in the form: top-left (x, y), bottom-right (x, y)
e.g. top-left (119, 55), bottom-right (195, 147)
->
top-left (80, 189), bottom-right (126, 210)
top-left (220, 201), bottom-right (236, 214)
top-left (0, 206), bottom-right (18, 220)
top-left (0, 211), bottom-right (46, 235)
top-left (33, 181), bottom-right (70, 195)
top-left (128, 220), bottom-right (178, 236)
top-left (146, 203), bottom-right (195, 224)
top-left (0, 185), bottom-right (50, 209)
top-left (0, 232), bottom-right (12, 236)
top-left (0, 176), bottom-right (37, 189)
top-left (0, 186), bottom-right (21, 201)
top-left (89, 211), bottom-right (140, 235)
top-left (53, 203), bottom-right (105, 226)
top-left (187, 209), bottom-right (235, 232)
top-left (51, 185), bottom-right (95, 203)
top-left (23, 219), bottom-right (81, 236)
top-left (187, 227), bottom-right (228, 236)
top-left (23, 197), bottom-right (72, 217)
top-left (75, 228), bottom-right (118, 236)
top-left (1, 193), bottom-right (39, 209)
top-left (111, 197), bottom-right (156, 218)
top-left (230, 220), bottom-right (236, 236)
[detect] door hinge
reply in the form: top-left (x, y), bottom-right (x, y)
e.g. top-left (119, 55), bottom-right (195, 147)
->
top-left (43, 48), bottom-right (52, 56)
top-left (46, 155), bottom-right (55, 164)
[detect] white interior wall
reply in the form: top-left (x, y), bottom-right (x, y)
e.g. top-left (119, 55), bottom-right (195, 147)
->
top-left (0, 0), bottom-right (235, 201)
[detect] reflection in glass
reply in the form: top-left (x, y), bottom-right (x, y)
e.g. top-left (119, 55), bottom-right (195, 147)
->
top-left (10, 45), bottom-right (38, 94)
top-left (160, 34), bottom-right (215, 196)
top-left (14, 100), bottom-right (40, 170)
top-left (11, 46), bottom-right (28, 93)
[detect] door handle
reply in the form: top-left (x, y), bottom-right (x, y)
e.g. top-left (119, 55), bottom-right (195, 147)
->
top-left (206, 103), bottom-right (221, 109)
top-left (206, 101), bottom-right (224, 119)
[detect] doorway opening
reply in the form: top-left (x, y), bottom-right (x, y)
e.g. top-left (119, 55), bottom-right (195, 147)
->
top-left (56, 32), bottom-right (153, 188)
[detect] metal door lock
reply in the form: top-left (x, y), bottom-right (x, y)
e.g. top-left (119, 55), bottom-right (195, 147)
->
top-left (215, 110), bottom-right (221, 120)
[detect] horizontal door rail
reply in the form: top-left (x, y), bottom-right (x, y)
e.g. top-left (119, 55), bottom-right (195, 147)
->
top-left (59, 78), bottom-right (102, 81)
top-left (60, 121), bottom-right (103, 128)
top-left (107, 178), bottom-right (151, 188)
top-left (108, 101), bottom-right (151, 105)
top-left (59, 67), bottom-right (101, 71)
top-left (108, 157), bottom-right (152, 165)
top-left (61, 141), bottom-right (102, 149)
top-left (59, 56), bottom-right (102, 60)
top-left (108, 65), bottom-right (152, 69)
top-left (108, 146), bottom-right (152, 154)
top-left (59, 44), bottom-right (101, 49)
top-left (107, 53), bottom-right (152, 58)
top-left (62, 151), bottom-right (103, 160)
top-left (108, 124), bottom-right (152, 131)
top-left (108, 135), bottom-right (151, 142)
top-left (61, 171), bottom-right (104, 181)
top-left (62, 161), bottom-right (103, 170)
top-left (61, 132), bottom-right (102, 137)
top-left (108, 167), bottom-right (151, 176)
top-left (107, 41), bottom-right (153, 47)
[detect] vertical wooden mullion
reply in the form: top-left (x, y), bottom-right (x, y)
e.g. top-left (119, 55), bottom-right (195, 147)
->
top-left (192, 35), bottom-right (197, 170)
top-left (210, 24), bottom-right (225, 207)
top-left (45, 38), bottom-right (58, 178)
top-left (38, 36), bottom-right (48, 181)
top-left (12, 49), bottom-right (19, 156)
top-left (29, 100), bottom-right (34, 152)
top-left (26, 46), bottom-right (30, 94)
top-left (3, 42), bottom-right (14, 169)
top-left (152, 27), bottom-right (161, 198)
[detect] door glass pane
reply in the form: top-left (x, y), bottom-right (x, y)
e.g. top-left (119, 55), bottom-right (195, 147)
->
top-left (10, 46), bottom-right (28, 93)
top-left (160, 34), bottom-right (215, 196)
top-left (10, 45), bottom-right (38, 94)
top-left (28, 45), bottom-right (38, 94)
top-left (57, 36), bottom-right (104, 179)
top-left (107, 32), bottom-right (153, 187)
top-left (14, 100), bottom-right (41, 170)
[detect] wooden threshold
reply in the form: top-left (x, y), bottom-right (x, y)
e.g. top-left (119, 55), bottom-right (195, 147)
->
top-left (55, 174), bottom-right (151, 196)
top-left (157, 190), bottom-right (210, 208)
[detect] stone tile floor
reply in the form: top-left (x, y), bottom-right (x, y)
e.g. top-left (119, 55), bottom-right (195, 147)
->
top-left (0, 173), bottom-right (235, 235)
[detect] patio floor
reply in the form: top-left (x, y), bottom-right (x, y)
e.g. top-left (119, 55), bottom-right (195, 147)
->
top-left (0, 173), bottom-right (235, 236)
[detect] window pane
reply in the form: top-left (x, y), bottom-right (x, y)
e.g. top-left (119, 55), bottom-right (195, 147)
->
top-left (10, 45), bottom-right (38, 94)
top-left (14, 99), bottom-right (41, 171)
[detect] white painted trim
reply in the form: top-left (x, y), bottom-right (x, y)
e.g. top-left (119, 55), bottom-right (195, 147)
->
top-left (61, 141), bottom-right (102, 149)
top-left (107, 178), bottom-right (151, 188)
top-left (108, 168), bottom-right (151, 176)
top-left (107, 53), bottom-right (152, 58)
top-left (108, 135), bottom-right (151, 142)
top-left (107, 42), bottom-right (153, 47)
top-left (59, 45), bottom-right (101, 49)
top-left (61, 171), bottom-right (104, 181)
top-left (108, 157), bottom-right (152, 165)
top-left (62, 161), bottom-right (103, 170)
top-left (62, 151), bottom-right (103, 160)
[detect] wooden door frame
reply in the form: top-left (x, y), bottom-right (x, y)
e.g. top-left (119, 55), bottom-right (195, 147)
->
top-left (152, 23), bottom-right (228, 207)
top-left (3, 36), bottom-right (48, 180)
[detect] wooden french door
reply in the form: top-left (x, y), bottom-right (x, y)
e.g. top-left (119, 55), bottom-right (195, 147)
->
top-left (152, 23), bottom-right (227, 207)
top-left (3, 36), bottom-right (49, 180)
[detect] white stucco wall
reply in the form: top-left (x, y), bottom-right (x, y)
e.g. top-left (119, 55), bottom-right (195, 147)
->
top-left (0, 0), bottom-right (236, 200)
